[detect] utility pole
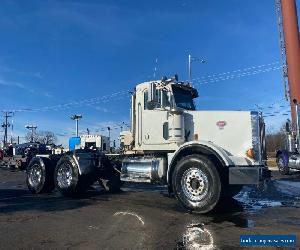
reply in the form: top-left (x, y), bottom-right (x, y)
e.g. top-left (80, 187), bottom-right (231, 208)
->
top-left (188, 54), bottom-right (205, 83)
top-left (2, 111), bottom-right (13, 147)
top-left (107, 126), bottom-right (111, 147)
top-left (71, 114), bottom-right (82, 137)
top-left (25, 125), bottom-right (38, 142)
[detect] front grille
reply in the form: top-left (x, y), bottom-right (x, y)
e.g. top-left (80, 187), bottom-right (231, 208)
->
top-left (251, 112), bottom-right (262, 162)
top-left (259, 115), bottom-right (267, 162)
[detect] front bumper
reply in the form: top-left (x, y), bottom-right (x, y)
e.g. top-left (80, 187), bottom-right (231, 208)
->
top-left (229, 166), bottom-right (271, 185)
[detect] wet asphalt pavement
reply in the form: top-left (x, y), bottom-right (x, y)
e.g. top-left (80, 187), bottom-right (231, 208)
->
top-left (0, 167), bottom-right (300, 250)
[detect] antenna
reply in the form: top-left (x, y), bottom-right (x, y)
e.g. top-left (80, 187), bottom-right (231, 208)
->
top-left (153, 57), bottom-right (158, 79)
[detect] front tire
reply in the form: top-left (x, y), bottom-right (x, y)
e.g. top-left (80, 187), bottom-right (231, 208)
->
top-left (172, 154), bottom-right (221, 214)
top-left (54, 155), bottom-right (88, 197)
top-left (26, 157), bottom-right (54, 194)
top-left (277, 154), bottom-right (289, 175)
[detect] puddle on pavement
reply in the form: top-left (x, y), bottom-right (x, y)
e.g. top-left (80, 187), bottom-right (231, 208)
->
top-left (176, 223), bottom-right (215, 250)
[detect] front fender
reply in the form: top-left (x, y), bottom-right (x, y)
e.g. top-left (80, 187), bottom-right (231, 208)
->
top-left (167, 140), bottom-right (234, 183)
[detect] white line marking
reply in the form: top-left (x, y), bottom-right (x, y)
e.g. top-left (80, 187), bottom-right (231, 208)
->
top-left (113, 211), bottom-right (145, 226)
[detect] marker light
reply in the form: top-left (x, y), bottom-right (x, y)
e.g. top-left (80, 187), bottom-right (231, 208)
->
top-left (246, 148), bottom-right (255, 159)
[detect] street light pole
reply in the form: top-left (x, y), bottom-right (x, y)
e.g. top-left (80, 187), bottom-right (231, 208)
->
top-left (188, 54), bottom-right (205, 84)
top-left (107, 126), bottom-right (111, 152)
top-left (188, 54), bottom-right (192, 82)
top-left (71, 114), bottom-right (82, 137)
top-left (25, 125), bottom-right (38, 142)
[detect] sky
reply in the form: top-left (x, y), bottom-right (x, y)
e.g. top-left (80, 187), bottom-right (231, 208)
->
top-left (0, 0), bottom-right (299, 146)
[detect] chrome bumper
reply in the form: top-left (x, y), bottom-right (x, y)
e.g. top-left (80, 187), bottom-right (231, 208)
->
top-left (229, 166), bottom-right (271, 185)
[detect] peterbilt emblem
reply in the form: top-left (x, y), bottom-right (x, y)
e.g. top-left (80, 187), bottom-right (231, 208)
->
top-left (216, 120), bottom-right (227, 129)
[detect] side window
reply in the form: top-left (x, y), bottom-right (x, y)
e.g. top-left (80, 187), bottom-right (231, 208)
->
top-left (156, 89), bottom-right (161, 105)
top-left (144, 90), bottom-right (158, 110)
top-left (144, 89), bottom-right (170, 109)
top-left (162, 90), bottom-right (170, 107)
top-left (144, 90), bottom-right (148, 109)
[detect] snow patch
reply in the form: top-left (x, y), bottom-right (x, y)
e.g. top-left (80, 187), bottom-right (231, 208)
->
top-left (234, 187), bottom-right (283, 212)
top-left (274, 180), bottom-right (300, 197)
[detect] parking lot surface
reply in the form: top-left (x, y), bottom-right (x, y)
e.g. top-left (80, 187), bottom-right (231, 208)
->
top-left (0, 167), bottom-right (299, 249)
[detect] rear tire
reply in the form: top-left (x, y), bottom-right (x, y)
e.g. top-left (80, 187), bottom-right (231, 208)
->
top-left (172, 154), bottom-right (221, 214)
top-left (26, 157), bottom-right (54, 194)
top-left (54, 155), bottom-right (88, 197)
top-left (277, 154), bottom-right (290, 175)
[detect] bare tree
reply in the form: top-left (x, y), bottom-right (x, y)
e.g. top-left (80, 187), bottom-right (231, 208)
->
top-left (38, 131), bottom-right (57, 145)
top-left (25, 131), bottom-right (39, 143)
top-left (266, 123), bottom-right (286, 154)
top-left (25, 130), bottom-right (57, 145)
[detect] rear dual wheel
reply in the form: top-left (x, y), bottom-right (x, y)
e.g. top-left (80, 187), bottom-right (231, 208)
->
top-left (54, 155), bottom-right (88, 197)
top-left (26, 157), bottom-right (54, 194)
top-left (26, 155), bottom-right (89, 196)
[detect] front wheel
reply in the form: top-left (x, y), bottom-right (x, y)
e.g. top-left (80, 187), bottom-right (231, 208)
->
top-left (277, 154), bottom-right (289, 175)
top-left (172, 154), bottom-right (221, 214)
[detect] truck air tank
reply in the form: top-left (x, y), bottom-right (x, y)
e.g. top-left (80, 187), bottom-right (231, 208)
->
top-left (168, 111), bottom-right (185, 144)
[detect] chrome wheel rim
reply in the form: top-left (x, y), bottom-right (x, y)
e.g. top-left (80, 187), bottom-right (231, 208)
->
top-left (278, 158), bottom-right (285, 171)
top-left (28, 164), bottom-right (42, 188)
top-left (181, 167), bottom-right (208, 202)
top-left (57, 163), bottom-right (73, 188)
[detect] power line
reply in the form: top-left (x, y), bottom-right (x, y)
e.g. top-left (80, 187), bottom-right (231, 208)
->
top-left (6, 90), bottom-right (130, 113)
top-left (193, 65), bottom-right (283, 85)
top-left (191, 61), bottom-right (281, 82)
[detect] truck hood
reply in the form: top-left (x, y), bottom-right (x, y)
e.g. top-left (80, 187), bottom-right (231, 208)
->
top-left (184, 110), bottom-right (253, 159)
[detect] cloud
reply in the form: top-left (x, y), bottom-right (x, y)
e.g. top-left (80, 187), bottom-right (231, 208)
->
top-left (0, 77), bottom-right (53, 98)
top-left (0, 78), bottom-right (25, 88)
top-left (42, 92), bottom-right (54, 98)
top-left (94, 106), bottom-right (109, 113)
top-left (0, 65), bottom-right (43, 79)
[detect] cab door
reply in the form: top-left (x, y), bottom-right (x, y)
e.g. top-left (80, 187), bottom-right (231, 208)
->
top-left (141, 89), bottom-right (171, 150)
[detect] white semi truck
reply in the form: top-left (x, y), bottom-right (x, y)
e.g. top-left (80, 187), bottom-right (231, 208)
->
top-left (26, 76), bottom-right (270, 213)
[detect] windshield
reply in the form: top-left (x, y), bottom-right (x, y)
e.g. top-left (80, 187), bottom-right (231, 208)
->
top-left (172, 86), bottom-right (195, 110)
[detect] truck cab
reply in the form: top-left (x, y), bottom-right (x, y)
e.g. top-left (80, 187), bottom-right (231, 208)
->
top-left (120, 76), bottom-right (270, 213)
top-left (26, 76), bottom-right (270, 214)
